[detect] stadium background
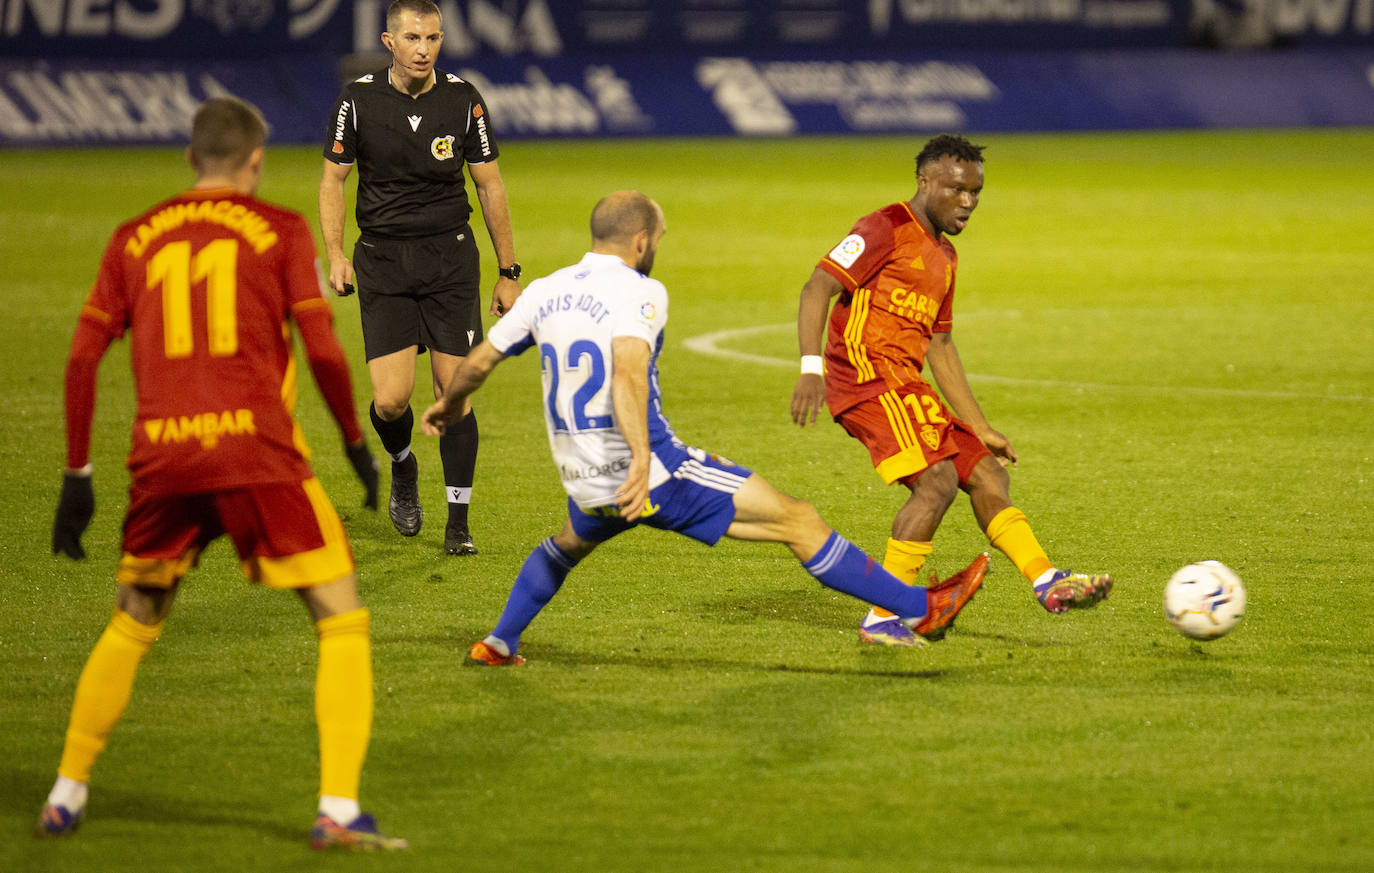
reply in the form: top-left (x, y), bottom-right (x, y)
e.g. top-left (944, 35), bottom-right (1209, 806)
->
top-left (2, 0), bottom-right (1372, 146)
top-left (4, 3), bottom-right (1373, 872)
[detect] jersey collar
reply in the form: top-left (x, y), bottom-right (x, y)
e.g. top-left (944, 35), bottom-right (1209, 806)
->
top-left (386, 65), bottom-right (438, 98)
top-left (581, 251), bottom-right (640, 273)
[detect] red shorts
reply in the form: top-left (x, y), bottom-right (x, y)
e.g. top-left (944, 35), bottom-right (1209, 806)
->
top-left (836, 383), bottom-right (990, 487)
top-left (117, 477), bottom-right (354, 589)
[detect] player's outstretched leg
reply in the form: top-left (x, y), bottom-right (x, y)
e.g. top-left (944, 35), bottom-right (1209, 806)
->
top-left (803, 533), bottom-right (988, 641)
top-left (469, 534), bottom-right (583, 666)
top-left (726, 473), bottom-right (984, 643)
top-left (469, 638), bottom-right (526, 666)
top-left (815, 535), bottom-right (988, 643)
top-left (908, 553), bottom-right (990, 641)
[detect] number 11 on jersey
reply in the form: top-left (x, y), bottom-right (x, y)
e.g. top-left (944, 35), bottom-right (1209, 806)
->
top-left (147, 238), bottom-right (239, 359)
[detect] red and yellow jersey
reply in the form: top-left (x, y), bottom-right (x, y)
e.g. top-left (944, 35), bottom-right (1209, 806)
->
top-left (817, 201), bottom-right (958, 416)
top-left (78, 188), bottom-right (331, 493)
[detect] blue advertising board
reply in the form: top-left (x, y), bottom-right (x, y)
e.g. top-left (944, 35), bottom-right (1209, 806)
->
top-left (0, 0), bottom-right (351, 57)
top-left (3, 48), bottom-right (1371, 149)
top-left (2, 0), bottom-right (1370, 60)
top-left (0, 55), bottom-right (341, 145)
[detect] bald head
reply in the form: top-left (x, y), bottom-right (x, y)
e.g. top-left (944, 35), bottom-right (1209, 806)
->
top-left (590, 190), bottom-right (665, 275)
top-left (590, 190), bottom-right (661, 245)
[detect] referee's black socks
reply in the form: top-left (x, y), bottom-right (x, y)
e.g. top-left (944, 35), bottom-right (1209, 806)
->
top-left (370, 403), bottom-right (414, 460)
top-left (440, 410), bottom-right (477, 531)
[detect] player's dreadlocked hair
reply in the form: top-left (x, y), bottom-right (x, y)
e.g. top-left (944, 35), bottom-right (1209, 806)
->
top-left (915, 134), bottom-right (985, 174)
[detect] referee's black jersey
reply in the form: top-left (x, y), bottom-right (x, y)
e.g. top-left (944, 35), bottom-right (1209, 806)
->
top-left (324, 68), bottom-right (499, 240)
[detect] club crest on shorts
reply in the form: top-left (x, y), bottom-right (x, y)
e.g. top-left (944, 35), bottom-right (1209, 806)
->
top-left (920, 424), bottom-right (941, 451)
top-left (431, 135), bottom-right (456, 160)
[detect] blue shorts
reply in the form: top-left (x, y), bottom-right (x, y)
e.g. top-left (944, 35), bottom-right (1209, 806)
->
top-left (568, 448), bottom-right (753, 546)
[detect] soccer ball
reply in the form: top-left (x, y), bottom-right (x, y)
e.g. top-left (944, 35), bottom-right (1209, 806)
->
top-left (1163, 561), bottom-right (1246, 641)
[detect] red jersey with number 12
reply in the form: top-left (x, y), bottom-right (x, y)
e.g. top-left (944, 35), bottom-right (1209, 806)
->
top-left (79, 189), bottom-right (328, 493)
top-left (816, 201), bottom-right (958, 417)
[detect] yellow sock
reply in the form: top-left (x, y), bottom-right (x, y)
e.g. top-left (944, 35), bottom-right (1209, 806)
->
top-left (58, 610), bottom-right (163, 783)
top-left (315, 608), bottom-right (372, 802)
top-left (985, 507), bottom-right (1053, 582)
top-left (871, 539), bottom-right (933, 619)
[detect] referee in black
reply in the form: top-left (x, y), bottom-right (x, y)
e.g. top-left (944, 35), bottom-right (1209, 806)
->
top-left (319, 0), bottom-right (521, 556)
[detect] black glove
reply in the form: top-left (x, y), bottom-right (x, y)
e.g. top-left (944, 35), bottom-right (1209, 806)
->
top-left (52, 472), bottom-right (95, 560)
top-left (345, 439), bottom-right (379, 510)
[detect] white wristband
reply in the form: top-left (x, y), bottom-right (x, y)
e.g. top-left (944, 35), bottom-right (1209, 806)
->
top-left (800, 355), bottom-right (824, 376)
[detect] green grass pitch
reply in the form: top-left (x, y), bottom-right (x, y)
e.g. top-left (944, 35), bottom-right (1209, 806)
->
top-left (2, 128), bottom-right (1372, 871)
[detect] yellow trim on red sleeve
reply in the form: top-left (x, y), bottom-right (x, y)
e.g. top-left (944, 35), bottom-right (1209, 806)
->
top-left (291, 297), bottom-right (332, 316)
top-left (79, 304), bottom-right (114, 326)
top-left (818, 258), bottom-right (858, 289)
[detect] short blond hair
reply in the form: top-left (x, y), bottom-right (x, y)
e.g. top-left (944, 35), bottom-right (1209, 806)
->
top-left (387, 0), bottom-right (440, 31)
top-left (190, 97), bottom-right (267, 172)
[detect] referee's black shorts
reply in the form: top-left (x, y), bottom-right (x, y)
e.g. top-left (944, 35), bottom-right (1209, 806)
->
top-left (352, 227), bottom-right (482, 361)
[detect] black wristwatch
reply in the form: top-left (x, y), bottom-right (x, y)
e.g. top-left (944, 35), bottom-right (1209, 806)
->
top-left (498, 263), bottom-right (522, 281)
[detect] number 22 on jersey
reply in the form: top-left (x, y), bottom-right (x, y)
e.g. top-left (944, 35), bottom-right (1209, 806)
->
top-left (540, 340), bottom-right (614, 434)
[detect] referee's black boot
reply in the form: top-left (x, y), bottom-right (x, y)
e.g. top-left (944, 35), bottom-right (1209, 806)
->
top-left (444, 524), bottom-right (478, 556)
top-left (389, 454), bottom-right (422, 536)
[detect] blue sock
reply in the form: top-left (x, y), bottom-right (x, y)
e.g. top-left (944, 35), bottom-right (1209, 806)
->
top-left (491, 538), bottom-right (578, 651)
top-left (802, 532), bottom-right (928, 620)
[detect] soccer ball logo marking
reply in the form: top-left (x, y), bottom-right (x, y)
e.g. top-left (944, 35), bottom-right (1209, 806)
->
top-left (1162, 561), bottom-right (1246, 641)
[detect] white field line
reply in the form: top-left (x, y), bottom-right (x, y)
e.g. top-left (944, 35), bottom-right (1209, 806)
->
top-left (681, 323), bottom-right (1373, 405)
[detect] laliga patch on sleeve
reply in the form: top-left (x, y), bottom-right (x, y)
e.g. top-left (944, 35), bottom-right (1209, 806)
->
top-left (638, 300), bottom-right (657, 323)
top-left (828, 234), bottom-right (866, 269)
